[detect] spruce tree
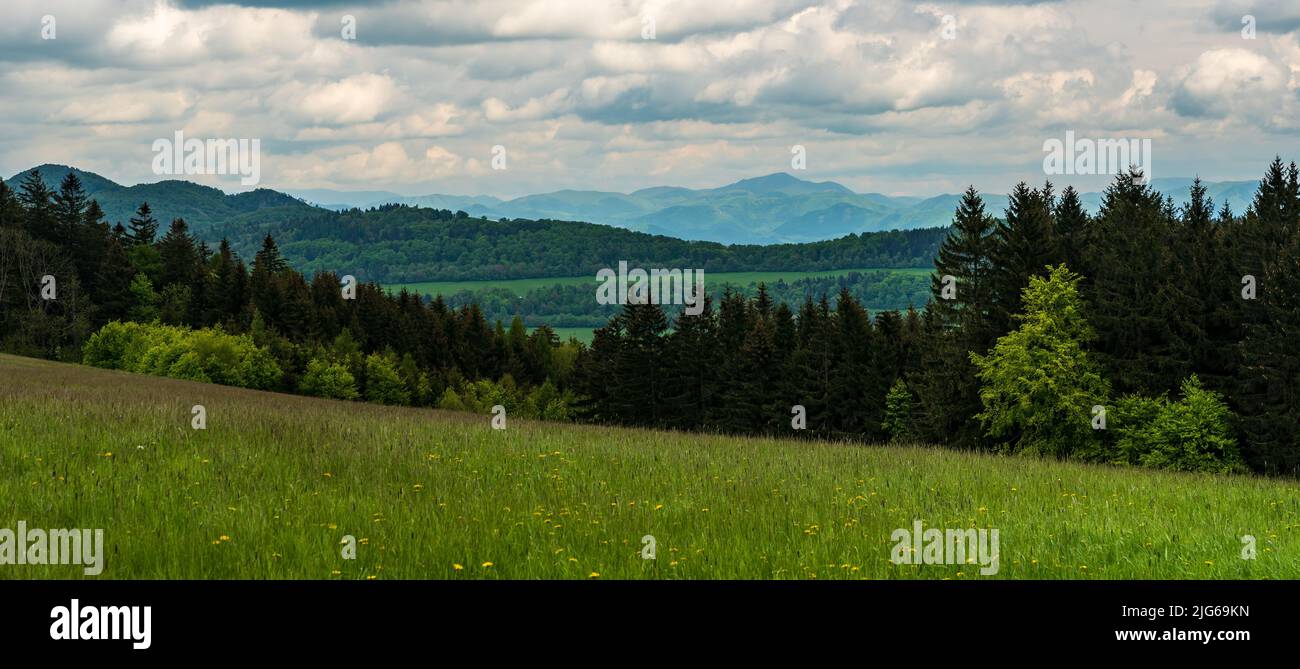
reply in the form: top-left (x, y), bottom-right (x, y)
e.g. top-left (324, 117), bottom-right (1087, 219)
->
top-left (914, 186), bottom-right (997, 448)
top-left (989, 181), bottom-right (1057, 336)
top-left (127, 202), bottom-right (159, 246)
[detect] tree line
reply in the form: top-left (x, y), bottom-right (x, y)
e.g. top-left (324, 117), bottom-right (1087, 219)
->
top-left (437, 269), bottom-right (930, 328)
top-left (0, 169), bottom-right (579, 417)
top-left (573, 159), bottom-right (1300, 476)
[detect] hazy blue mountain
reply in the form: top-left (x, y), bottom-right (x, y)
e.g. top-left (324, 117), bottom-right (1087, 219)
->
top-left (282, 171), bottom-right (1262, 244)
top-left (7, 165), bottom-right (1267, 246)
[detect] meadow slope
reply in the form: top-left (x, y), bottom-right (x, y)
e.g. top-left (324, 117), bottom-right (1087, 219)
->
top-left (0, 354), bottom-right (1296, 580)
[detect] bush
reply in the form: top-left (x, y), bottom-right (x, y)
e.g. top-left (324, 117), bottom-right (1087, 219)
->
top-left (83, 321), bottom-right (281, 390)
top-left (299, 358), bottom-right (359, 400)
top-left (1114, 375), bottom-right (1244, 474)
top-left (363, 353), bottom-right (410, 406)
top-left (881, 378), bottom-right (913, 442)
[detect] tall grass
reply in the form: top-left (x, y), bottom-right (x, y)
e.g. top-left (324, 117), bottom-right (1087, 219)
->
top-left (1, 354), bottom-right (1296, 579)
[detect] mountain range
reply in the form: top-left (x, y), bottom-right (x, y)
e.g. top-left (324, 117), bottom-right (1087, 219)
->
top-left (285, 173), bottom-right (1262, 244)
top-left (5, 165), bottom-right (1263, 245)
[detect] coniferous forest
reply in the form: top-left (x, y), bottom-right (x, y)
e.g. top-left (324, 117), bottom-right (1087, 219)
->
top-left (3, 159), bottom-right (1299, 476)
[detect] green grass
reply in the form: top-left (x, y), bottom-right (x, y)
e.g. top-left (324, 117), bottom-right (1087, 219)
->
top-left (1, 353), bottom-right (1297, 580)
top-left (389, 267), bottom-right (932, 298)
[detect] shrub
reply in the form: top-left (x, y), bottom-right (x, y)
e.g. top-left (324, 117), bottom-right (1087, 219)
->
top-left (1115, 375), bottom-right (1244, 474)
top-left (881, 378), bottom-right (914, 442)
top-left (83, 321), bottom-right (280, 391)
top-left (299, 358), bottom-right (359, 400)
top-left (363, 353), bottom-right (410, 406)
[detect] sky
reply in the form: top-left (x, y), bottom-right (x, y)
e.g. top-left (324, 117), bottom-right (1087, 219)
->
top-left (1, 0), bottom-right (1298, 197)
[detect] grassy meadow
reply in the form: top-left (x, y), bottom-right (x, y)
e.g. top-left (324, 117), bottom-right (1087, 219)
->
top-left (1, 353), bottom-right (1297, 580)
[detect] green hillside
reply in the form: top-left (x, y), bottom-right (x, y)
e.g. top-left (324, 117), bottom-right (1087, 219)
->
top-left (2, 354), bottom-right (1295, 580)
top-left (3, 164), bottom-right (319, 231)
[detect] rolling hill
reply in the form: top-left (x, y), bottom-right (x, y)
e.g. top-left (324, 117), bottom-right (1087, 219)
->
top-left (3, 353), bottom-right (1295, 579)
top-left (3, 164), bottom-right (320, 232)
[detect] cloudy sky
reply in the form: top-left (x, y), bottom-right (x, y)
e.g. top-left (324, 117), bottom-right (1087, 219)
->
top-left (1, 0), bottom-right (1298, 197)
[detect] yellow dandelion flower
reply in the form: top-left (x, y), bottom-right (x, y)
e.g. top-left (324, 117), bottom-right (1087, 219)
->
top-left (481, 561), bottom-right (494, 568)
top-left (219, 535), bottom-right (230, 542)
top-left (453, 563), bottom-right (463, 571)
top-left (588, 571), bottom-right (601, 579)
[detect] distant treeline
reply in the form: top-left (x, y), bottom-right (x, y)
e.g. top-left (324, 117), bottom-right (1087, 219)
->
top-left (439, 270), bottom-right (931, 328)
top-left (207, 204), bottom-right (949, 282)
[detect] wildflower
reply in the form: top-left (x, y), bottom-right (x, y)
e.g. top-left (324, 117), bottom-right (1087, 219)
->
top-left (453, 563), bottom-right (463, 571)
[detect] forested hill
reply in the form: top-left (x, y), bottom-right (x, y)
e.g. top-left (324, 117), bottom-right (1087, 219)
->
top-left (209, 204), bottom-right (949, 282)
top-left (6, 165), bottom-right (946, 283)
top-left (3, 164), bottom-right (317, 231)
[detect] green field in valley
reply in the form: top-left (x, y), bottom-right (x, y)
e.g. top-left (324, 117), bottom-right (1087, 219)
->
top-left (2, 353), bottom-right (1296, 580)
top-left (389, 267), bottom-right (932, 299)
top-left (539, 327), bottom-right (596, 344)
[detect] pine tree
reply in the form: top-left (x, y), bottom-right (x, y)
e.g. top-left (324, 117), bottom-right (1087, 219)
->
top-left (52, 172), bottom-right (88, 251)
top-left (828, 288), bottom-right (882, 439)
top-left (914, 186), bottom-right (997, 448)
top-left (1053, 185), bottom-right (1090, 278)
top-left (989, 181), bottom-right (1057, 335)
top-left (663, 294), bottom-right (718, 431)
top-left (157, 219), bottom-right (198, 291)
top-left (0, 180), bottom-right (23, 229)
top-left (92, 237), bottom-right (135, 323)
top-left (18, 170), bottom-right (55, 244)
top-left (1084, 168), bottom-right (1189, 396)
top-left (127, 202), bottom-right (159, 247)
top-left (615, 301), bottom-right (669, 427)
top-left (250, 234), bottom-right (286, 327)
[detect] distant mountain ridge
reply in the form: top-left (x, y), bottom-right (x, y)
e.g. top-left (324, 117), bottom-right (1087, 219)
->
top-left (3, 164), bottom-right (319, 233)
top-left (285, 172), bottom-right (1260, 245)
top-left (5, 164), bottom-right (1262, 246)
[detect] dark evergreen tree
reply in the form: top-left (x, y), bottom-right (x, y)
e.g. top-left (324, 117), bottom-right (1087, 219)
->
top-left (127, 202), bottom-right (159, 247)
top-left (989, 181), bottom-right (1057, 335)
top-left (914, 186), bottom-right (997, 448)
